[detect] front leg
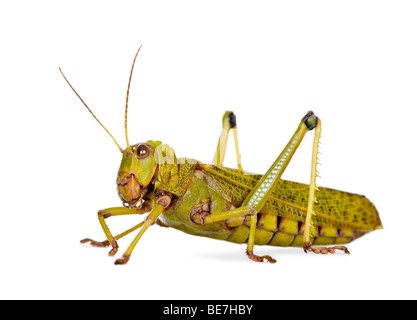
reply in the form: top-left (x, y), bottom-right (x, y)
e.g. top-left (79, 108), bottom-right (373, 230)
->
top-left (114, 194), bottom-right (171, 265)
top-left (81, 206), bottom-right (148, 256)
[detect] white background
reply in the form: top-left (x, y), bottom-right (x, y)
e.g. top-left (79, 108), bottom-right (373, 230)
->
top-left (1, 1), bottom-right (416, 300)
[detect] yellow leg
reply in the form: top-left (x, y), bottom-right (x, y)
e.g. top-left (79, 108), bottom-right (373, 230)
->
top-left (302, 119), bottom-right (349, 255)
top-left (202, 206), bottom-right (256, 223)
top-left (245, 214), bottom-right (277, 263)
top-left (114, 204), bottom-right (165, 265)
top-left (232, 127), bottom-right (243, 171)
top-left (241, 111), bottom-right (319, 262)
top-left (204, 112), bottom-right (322, 263)
top-left (192, 205), bottom-right (276, 263)
top-left (80, 206), bottom-right (148, 256)
top-left (81, 221), bottom-right (145, 246)
top-left (303, 119), bottom-right (321, 247)
top-left (212, 111), bottom-right (243, 170)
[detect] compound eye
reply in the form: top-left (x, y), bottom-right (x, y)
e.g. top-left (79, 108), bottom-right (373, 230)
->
top-left (136, 144), bottom-right (150, 159)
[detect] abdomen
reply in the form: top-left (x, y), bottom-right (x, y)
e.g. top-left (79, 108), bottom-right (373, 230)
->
top-left (225, 214), bottom-right (366, 247)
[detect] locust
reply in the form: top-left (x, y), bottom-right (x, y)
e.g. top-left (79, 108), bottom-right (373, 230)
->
top-left (60, 46), bottom-right (382, 265)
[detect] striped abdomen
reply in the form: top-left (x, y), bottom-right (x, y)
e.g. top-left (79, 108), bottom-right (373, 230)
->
top-left (225, 214), bottom-right (365, 247)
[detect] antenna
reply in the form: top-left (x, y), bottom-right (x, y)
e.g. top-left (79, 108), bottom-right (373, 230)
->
top-left (124, 45), bottom-right (142, 148)
top-left (59, 67), bottom-right (124, 153)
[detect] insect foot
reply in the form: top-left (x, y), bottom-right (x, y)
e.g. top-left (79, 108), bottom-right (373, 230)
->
top-left (108, 239), bottom-right (119, 256)
top-left (80, 237), bottom-right (119, 256)
top-left (246, 250), bottom-right (277, 263)
top-left (114, 254), bottom-right (130, 265)
top-left (303, 242), bottom-right (350, 255)
top-left (80, 238), bottom-right (110, 247)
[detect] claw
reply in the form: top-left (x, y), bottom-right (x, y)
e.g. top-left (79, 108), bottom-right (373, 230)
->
top-left (114, 254), bottom-right (130, 265)
top-left (108, 239), bottom-right (119, 256)
top-left (80, 237), bottom-right (119, 256)
top-left (80, 238), bottom-right (110, 247)
top-left (303, 241), bottom-right (350, 255)
top-left (246, 250), bottom-right (277, 263)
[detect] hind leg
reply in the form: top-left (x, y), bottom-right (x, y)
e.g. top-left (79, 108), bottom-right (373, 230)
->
top-left (201, 111), bottom-right (321, 263)
top-left (212, 111), bottom-right (243, 170)
top-left (303, 243), bottom-right (350, 254)
top-left (301, 118), bottom-right (350, 255)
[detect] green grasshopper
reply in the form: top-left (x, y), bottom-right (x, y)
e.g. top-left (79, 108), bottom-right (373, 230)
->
top-left (60, 46), bottom-right (382, 265)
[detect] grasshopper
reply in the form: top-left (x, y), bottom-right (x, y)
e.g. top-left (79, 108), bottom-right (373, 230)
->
top-left (60, 46), bottom-right (382, 265)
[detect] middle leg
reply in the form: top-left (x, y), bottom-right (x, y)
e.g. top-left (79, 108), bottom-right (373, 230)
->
top-left (192, 205), bottom-right (276, 263)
